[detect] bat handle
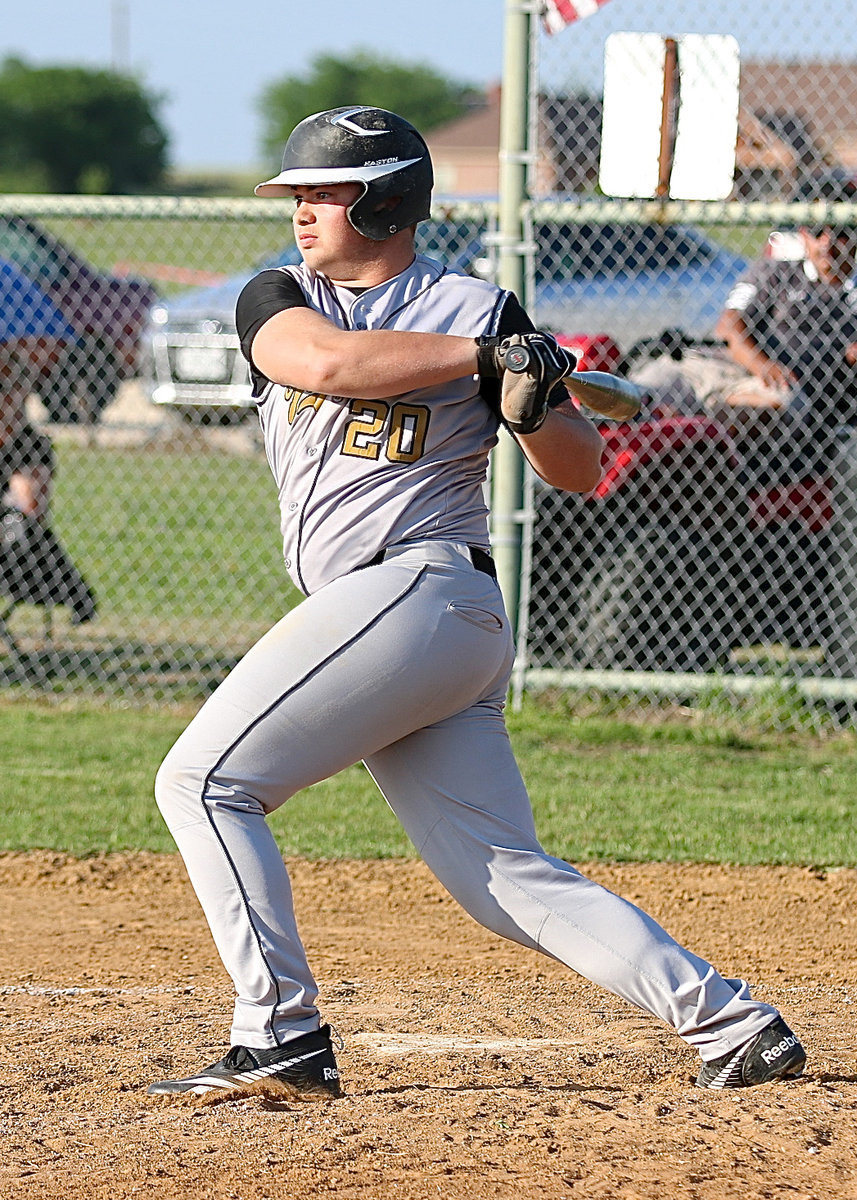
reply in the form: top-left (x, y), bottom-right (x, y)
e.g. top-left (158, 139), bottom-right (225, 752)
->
top-left (500, 343), bottom-right (534, 373)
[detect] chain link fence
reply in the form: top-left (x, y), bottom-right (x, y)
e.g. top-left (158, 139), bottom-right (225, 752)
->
top-left (520, 204), bottom-right (857, 727)
top-left (2, 0), bottom-right (857, 729)
top-left (0, 198), bottom-right (296, 701)
top-left (0, 199), bottom-right (497, 703)
top-left (521, 0), bottom-right (857, 729)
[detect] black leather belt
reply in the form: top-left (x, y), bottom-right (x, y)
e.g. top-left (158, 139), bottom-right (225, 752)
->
top-left (463, 545), bottom-right (497, 578)
top-left (358, 543), bottom-right (497, 579)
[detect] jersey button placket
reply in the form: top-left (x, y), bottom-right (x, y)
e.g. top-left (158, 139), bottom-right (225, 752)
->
top-left (351, 297), bottom-right (369, 332)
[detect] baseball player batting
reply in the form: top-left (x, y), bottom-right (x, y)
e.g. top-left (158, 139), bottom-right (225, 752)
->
top-left (149, 106), bottom-right (804, 1100)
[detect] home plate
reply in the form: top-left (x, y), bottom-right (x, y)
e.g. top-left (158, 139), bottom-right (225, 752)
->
top-left (348, 1033), bottom-right (580, 1056)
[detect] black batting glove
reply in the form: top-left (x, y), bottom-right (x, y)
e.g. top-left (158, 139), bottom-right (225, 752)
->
top-left (476, 332), bottom-right (577, 434)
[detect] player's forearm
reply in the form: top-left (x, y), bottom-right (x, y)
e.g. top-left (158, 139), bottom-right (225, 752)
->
top-left (729, 338), bottom-right (774, 380)
top-left (251, 308), bottom-right (478, 398)
top-left (516, 403), bottom-right (604, 493)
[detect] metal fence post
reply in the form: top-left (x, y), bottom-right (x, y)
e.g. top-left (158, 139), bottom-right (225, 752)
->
top-left (491, 0), bottom-right (533, 636)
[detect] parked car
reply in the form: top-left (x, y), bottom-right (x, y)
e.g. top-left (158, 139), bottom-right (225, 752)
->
top-left (478, 221), bottom-right (748, 349)
top-left (140, 245), bottom-right (301, 425)
top-left (0, 216), bottom-right (158, 422)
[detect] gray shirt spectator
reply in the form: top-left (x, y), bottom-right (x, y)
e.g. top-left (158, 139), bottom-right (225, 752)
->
top-left (717, 224), bottom-right (857, 404)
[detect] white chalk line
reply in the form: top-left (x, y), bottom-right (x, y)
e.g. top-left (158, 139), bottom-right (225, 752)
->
top-left (0, 990), bottom-right (581, 1055)
top-left (0, 984), bottom-right (202, 998)
top-left (349, 1032), bottom-right (584, 1056)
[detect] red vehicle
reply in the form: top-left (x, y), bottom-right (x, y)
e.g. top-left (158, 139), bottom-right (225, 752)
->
top-left (528, 333), bottom-right (857, 678)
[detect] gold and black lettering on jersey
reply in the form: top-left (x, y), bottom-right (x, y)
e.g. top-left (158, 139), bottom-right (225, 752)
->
top-left (284, 387), bottom-right (326, 425)
top-left (341, 399), bottom-right (431, 463)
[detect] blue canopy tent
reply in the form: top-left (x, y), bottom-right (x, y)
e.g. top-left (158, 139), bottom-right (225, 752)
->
top-left (0, 258), bottom-right (79, 345)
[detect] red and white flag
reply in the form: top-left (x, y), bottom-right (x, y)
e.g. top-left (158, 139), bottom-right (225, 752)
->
top-left (542, 0), bottom-right (613, 34)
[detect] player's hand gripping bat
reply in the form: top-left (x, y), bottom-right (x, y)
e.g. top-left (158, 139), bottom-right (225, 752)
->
top-left (477, 332), bottom-right (643, 433)
top-left (500, 334), bottom-right (643, 427)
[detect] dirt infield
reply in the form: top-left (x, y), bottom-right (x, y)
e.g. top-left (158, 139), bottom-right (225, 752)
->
top-left (0, 851), bottom-right (854, 1199)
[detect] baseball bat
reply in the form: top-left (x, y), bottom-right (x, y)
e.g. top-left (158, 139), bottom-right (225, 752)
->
top-left (561, 370), bottom-right (644, 421)
top-left (500, 342), bottom-right (643, 421)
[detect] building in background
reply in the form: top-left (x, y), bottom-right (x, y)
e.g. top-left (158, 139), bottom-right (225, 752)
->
top-left (426, 63), bottom-right (857, 201)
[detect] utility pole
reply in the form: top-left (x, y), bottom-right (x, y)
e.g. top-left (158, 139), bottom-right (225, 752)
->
top-left (111, 0), bottom-right (130, 72)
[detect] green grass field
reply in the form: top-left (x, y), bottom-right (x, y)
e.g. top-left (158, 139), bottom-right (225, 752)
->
top-left (4, 433), bottom-right (854, 868)
top-left (2, 695), bottom-right (855, 866)
top-left (42, 215), bottom-right (294, 296)
top-left (0, 441), bottom-right (303, 700)
top-left (51, 443), bottom-right (299, 630)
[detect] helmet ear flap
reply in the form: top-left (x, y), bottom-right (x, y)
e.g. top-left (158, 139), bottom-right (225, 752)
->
top-left (347, 153), bottom-right (433, 241)
top-left (363, 192), bottom-right (406, 238)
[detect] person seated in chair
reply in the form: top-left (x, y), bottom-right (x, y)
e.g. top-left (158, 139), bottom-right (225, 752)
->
top-left (0, 391), bottom-right (54, 522)
top-left (716, 224), bottom-right (857, 404)
top-left (0, 361), bottom-right (96, 627)
top-left (715, 223), bottom-right (857, 480)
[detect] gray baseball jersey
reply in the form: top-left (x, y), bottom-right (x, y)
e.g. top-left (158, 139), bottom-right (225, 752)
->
top-left (244, 255), bottom-right (506, 594)
top-left (154, 252), bottom-right (780, 1064)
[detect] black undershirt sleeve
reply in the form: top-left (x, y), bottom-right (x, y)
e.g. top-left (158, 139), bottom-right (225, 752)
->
top-left (235, 269), bottom-right (309, 396)
top-left (496, 292), bottom-right (538, 338)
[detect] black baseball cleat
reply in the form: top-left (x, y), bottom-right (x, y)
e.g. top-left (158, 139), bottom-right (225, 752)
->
top-left (695, 1017), bottom-right (806, 1089)
top-left (147, 1024), bottom-right (342, 1101)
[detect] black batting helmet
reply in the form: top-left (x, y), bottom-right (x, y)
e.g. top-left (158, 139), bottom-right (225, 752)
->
top-left (254, 106), bottom-right (434, 241)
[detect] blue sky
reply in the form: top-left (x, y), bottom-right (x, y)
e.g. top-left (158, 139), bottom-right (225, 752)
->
top-left (2, 1), bottom-right (851, 171)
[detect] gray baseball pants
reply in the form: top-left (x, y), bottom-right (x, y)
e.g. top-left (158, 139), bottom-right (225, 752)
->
top-left (154, 540), bottom-right (778, 1060)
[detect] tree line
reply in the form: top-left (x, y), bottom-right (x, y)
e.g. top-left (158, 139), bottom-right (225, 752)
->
top-left (0, 52), bottom-right (482, 195)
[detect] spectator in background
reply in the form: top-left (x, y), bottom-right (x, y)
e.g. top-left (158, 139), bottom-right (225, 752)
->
top-left (715, 224), bottom-right (857, 476)
top-left (0, 344), bottom-right (96, 626)
top-left (0, 257), bottom-right (77, 522)
top-left (717, 224), bottom-right (857, 394)
top-left (0, 386), bottom-right (54, 522)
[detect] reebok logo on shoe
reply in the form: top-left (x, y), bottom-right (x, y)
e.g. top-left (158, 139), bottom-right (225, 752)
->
top-left (147, 1024), bottom-right (343, 1101)
top-left (760, 1033), bottom-right (801, 1065)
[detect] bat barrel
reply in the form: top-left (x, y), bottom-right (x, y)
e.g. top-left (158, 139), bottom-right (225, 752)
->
top-left (563, 370), bottom-right (644, 421)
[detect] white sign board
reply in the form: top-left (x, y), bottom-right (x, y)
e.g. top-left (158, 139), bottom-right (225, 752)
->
top-left (599, 32), bottom-right (741, 201)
